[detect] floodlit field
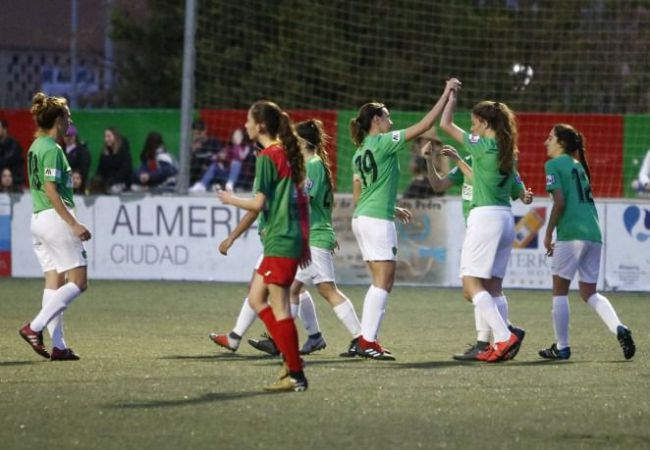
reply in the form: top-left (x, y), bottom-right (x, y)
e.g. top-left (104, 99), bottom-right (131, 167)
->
top-left (1, 279), bottom-right (648, 450)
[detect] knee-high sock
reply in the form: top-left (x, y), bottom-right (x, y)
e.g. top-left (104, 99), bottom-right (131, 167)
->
top-left (333, 299), bottom-right (362, 337)
top-left (552, 295), bottom-right (570, 349)
top-left (474, 305), bottom-right (491, 343)
top-left (361, 285), bottom-right (389, 342)
top-left (587, 293), bottom-right (622, 334)
top-left (258, 307), bottom-right (302, 373)
top-left (42, 289), bottom-right (66, 349)
top-left (298, 291), bottom-right (321, 336)
top-left (493, 295), bottom-right (510, 326)
top-left (471, 291), bottom-right (510, 343)
top-left (31, 283), bottom-right (82, 332)
top-left (232, 297), bottom-right (257, 338)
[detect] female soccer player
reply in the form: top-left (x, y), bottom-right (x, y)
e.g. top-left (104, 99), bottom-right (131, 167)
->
top-left (19, 92), bottom-right (92, 361)
top-left (540, 124), bottom-right (635, 360)
top-left (439, 89), bottom-right (523, 362)
top-left (349, 78), bottom-right (460, 360)
top-left (217, 100), bottom-right (310, 392)
top-left (422, 141), bottom-right (532, 361)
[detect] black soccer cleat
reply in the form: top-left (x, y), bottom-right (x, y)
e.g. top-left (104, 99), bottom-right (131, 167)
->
top-left (538, 343), bottom-right (571, 360)
top-left (616, 326), bottom-right (636, 360)
top-left (452, 341), bottom-right (489, 361)
top-left (248, 334), bottom-right (280, 356)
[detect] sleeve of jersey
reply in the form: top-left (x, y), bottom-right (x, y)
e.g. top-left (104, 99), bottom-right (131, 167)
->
top-left (462, 132), bottom-right (487, 158)
top-left (510, 170), bottom-right (525, 199)
top-left (545, 160), bottom-right (561, 192)
top-left (42, 146), bottom-right (62, 182)
top-left (252, 154), bottom-right (275, 197)
top-left (379, 130), bottom-right (408, 155)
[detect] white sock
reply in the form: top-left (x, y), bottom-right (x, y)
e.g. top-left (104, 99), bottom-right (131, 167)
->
top-left (298, 291), bottom-right (320, 336)
top-left (471, 291), bottom-right (510, 343)
top-left (31, 283), bottom-right (82, 332)
top-left (474, 306), bottom-right (491, 343)
top-left (552, 295), bottom-right (570, 349)
top-left (42, 289), bottom-right (66, 349)
top-left (494, 295), bottom-right (510, 326)
top-left (290, 302), bottom-right (300, 319)
top-left (333, 299), bottom-right (362, 337)
top-left (232, 297), bottom-right (257, 338)
top-left (587, 293), bottom-right (622, 334)
top-left (361, 285), bottom-right (389, 342)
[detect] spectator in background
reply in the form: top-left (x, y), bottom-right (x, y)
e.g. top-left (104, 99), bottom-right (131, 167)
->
top-left (71, 170), bottom-right (85, 195)
top-left (0, 119), bottom-right (25, 190)
top-left (1, 168), bottom-right (21, 193)
top-left (190, 119), bottom-right (221, 185)
top-left (131, 131), bottom-right (178, 193)
top-left (403, 136), bottom-right (448, 199)
top-left (631, 149), bottom-right (650, 196)
top-left (190, 127), bottom-right (252, 193)
top-left (63, 125), bottom-right (91, 193)
top-left (93, 127), bottom-right (132, 194)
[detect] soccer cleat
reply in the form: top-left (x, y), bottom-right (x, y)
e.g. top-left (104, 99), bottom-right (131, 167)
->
top-left (264, 373), bottom-right (308, 392)
top-left (503, 325), bottom-right (526, 361)
top-left (339, 337), bottom-right (360, 357)
top-left (538, 343), bottom-right (571, 360)
top-left (491, 332), bottom-right (521, 362)
top-left (208, 332), bottom-right (240, 352)
top-left (18, 323), bottom-right (50, 359)
top-left (299, 335), bottom-right (327, 355)
top-left (453, 341), bottom-right (490, 361)
top-left (475, 346), bottom-right (496, 362)
top-left (616, 326), bottom-right (636, 360)
top-left (356, 337), bottom-right (396, 361)
top-left (248, 334), bottom-right (280, 356)
top-left (50, 347), bottom-right (80, 361)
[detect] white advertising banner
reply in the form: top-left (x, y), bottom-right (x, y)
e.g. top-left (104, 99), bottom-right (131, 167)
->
top-left (11, 194), bottom-right (262, 281)
top-left (603, 203), bottom-right (650, 291)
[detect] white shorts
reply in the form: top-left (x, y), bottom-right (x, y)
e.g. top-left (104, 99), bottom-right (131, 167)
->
top-left (352, 216), bottom-right (398, 262)
top-left (551, 240), bottom-right (601, 284)
top-left (31, 208), bottom-right (87, 273)
top-left (295, 246), bottom-right (336, 285)
top-left (461, 206), bottom-right (514, 279)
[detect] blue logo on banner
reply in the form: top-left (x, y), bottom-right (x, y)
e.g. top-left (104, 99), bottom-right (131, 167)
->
top-left (0, 216), bottom-right (11, 251)
top-left (623, 206), bottom-right (650, 242)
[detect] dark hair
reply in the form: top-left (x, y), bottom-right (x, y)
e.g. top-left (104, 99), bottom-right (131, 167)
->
top-left (192, 119), bottom-right (206, 131)
top-left (249, 100), bottom-right (305, 186)
top-left (553, 123), bottom-right (591, 181)
top-left (104, 127), bottom-right (124, 154)
top-left (296, 119), bottom-right (333, 191)
top-left (472, 101), bottom-right (517, 173)
top-left (0, 119), bottom-right (8, 129)
top-left (350, 102), bottom-right (386, 147)
top-left (141, 131), bottom-right (164, 162)
top-left (30, 92), bottom-right (68, 130)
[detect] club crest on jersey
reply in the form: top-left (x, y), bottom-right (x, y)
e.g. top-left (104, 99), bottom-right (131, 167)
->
top-left (391, 131), bottom-right (400, 142)
top-left (515, 174), bottom-right (522, 185)
top-left (44, 167), bottom-right (60, 178)
top-left (546, 174), bottom-right (555, 185)
top-left (305, 178), bottom-right (314, 191)
top-left (469, 134), bottom-right (480, 144)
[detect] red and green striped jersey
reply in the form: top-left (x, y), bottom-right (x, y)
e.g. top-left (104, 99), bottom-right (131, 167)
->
top-left (253, 144), bottom-right (309, 258)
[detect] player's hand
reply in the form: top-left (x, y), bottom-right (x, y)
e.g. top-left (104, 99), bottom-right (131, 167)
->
top-left (445, 78), bottom-right (462, 93)
top-left (72, 222), bottom-right (92, 241)
top-left (440, 145), bottom-right (461, 161)
top-left (217, 189), bottom-right (234, 205)
top-left (420, 141), bottom-right (433, 159)
top-left (299, 245), bottom-right (312, 269)
top-left (395, 207), bottom-right (412, 224)
top-left (522, 188), bottom-right (534, 205)
top-left (139, 173), bottom-right (150, 184)
top-left (544, 234), bottom-right (554, 256)
top-left (331, 240), bottom-right (340, 256)
top-left (218, 237), bottom-right (234, 255)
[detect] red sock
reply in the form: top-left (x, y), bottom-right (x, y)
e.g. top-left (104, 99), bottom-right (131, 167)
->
top-left (274, 318), bottom-right (302, 373)
top-left (258, 306), bottom-right (278, 337)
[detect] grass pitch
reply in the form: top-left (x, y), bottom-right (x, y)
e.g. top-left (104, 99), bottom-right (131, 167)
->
top-left (1, 279), bottom-right (648, 450)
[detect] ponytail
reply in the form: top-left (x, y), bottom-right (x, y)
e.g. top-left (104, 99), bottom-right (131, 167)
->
top-left (472, 101), bottom-right (517, 173)
top-left (350, 102), bottom-right (385, 147)
top-left (296, 119), bottom-right (333, 191)
top-left (554, 123), bottom-right (590, 181)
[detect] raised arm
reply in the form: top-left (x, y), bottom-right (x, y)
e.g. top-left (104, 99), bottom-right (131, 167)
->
top-left (420, 141), bottom-right (453, 192)
top-left (404, 78), bottom-right (461, 142)
top-left (439, 89), bottom-right (465, 144)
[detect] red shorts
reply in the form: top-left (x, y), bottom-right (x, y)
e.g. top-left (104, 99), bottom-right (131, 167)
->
top-left (257, 256), bottom-right (299, 287)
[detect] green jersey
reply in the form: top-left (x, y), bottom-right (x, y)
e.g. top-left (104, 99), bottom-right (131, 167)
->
top-left (545, 154), bottom-right (601, 243)
top-left (461, 132), bottom-right (518, 208)
top-left (352, 129), bottom-right (408, 220)
top-left (305, 155), bottom-right (336, 250)
top-left (253, 144), bottom-right (308, 258)
top-left (27, 136), bottom-right (74, 213)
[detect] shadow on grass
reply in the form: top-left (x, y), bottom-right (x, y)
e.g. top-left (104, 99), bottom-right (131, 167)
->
top-left (0, 360), bottom-right (40, 367)
top-left (112, 390), bottom-right (275, 409)
top-left (159, 353), bottom-right (271, 362)
top-left (374, 359), bottom-right (578, 370)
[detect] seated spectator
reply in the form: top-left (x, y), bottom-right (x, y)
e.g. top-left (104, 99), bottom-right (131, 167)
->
top-left (189, 127), bottom-right (252, 193)
top-left (0, 119), bottom-right (25, 190)
top-left (63, 125), bottom-right (91, 192)
top-left (403, 137), bottom-right (448, 199)
top-left (131, 131), bottom-right (177, 193)
top-left (190, 119), bottom-right (221, 185)
top-left (236, 144), bottom-right (257, 191)
top-left (1, 168), bottom-right (21, 193)
top-left (92, 127), bottom-right (133, 194)
top-left (71, 170), bottom-right (86, 195)
top-left (632, 149), bottom-right (650, 196)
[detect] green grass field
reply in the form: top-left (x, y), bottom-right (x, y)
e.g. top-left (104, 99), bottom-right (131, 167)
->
top-left (1, 279), bottom-right (648, 450)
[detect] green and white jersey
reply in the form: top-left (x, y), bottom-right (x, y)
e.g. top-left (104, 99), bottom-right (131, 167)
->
top-left (27, 136), bottom-right (74, 213)
top-left (461, 132), bottom-right (518, 208)
top-left (352, 129), bottom-right (409, 220)
top-left (545, 154), bottom-right (601, 243)
top-left (447, 155), bottom-right (474, 222)
top-left (305, 155), bottom-right (336, 250)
